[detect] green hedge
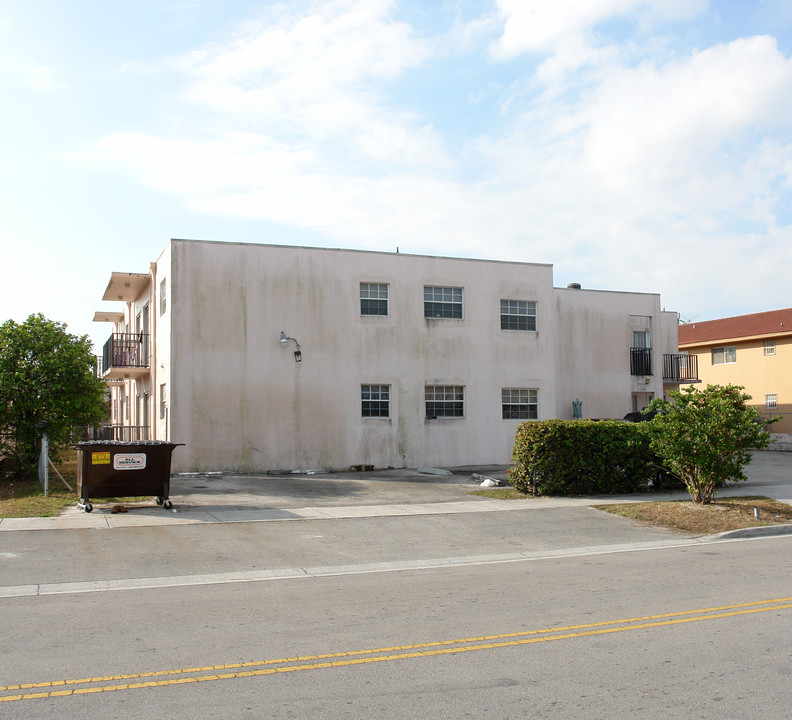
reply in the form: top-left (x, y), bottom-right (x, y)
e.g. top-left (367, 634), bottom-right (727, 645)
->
top-left (509, 419), bottom-right (663, 495)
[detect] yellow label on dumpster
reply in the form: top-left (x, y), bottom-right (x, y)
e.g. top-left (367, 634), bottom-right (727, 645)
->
top-left (91, 452), bottom-right (111, 465)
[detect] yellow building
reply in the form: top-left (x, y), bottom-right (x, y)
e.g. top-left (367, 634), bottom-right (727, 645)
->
top-left (678, 309), bottom-right (792, 434)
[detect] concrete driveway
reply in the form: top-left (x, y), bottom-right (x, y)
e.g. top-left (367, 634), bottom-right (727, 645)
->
top-left (1, 451), bottom-right (789, 532)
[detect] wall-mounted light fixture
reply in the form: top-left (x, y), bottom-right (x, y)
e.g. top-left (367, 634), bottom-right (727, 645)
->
top-left (279, 331), bottom-right (302, 362)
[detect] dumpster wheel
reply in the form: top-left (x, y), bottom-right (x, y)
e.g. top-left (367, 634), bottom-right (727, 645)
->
top-left (155, 496), bottom-right (164, 505)
top-left (163, 499), bottom-right (173, 510)
top-left (83, 502), bottom-right (93, 513)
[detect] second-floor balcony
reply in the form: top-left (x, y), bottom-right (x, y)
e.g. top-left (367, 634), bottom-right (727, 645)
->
top-left (630, 347), bottom-right (652, 376)
top-left (662, 353), bottom-right (700, 383)
top-left (102, 333), bottom-right (150, 379)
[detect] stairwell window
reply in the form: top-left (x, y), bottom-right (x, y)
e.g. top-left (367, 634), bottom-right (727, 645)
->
top-left (425, 385), bottom-right (464, 418)
top-left (159, 278), bottom-right (167, 315)
top-left (501, 300), bottom-right (537, 331)
top-left (712, 346), bottom-right (736, 364)
top-left (424, 286), bottom-right (463, 319)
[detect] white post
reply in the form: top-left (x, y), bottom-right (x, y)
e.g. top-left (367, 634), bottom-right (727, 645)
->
top-left (40, 433), bottom-right (50, 497)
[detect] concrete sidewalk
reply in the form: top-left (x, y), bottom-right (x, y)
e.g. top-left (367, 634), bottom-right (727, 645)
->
top-left (1, 451), bottom-right (790, 533)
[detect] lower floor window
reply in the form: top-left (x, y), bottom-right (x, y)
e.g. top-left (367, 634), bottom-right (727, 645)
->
top-left (425, 385), bottom-right (464, 418)
top-left (362, 384), bottom-right (390, 417)
top-left (766, 393), bottom-right (778, 410)
top-left (502, 388), bottom-right (538, 419)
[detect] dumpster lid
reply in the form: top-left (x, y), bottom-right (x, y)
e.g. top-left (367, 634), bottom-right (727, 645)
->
top-left (74, 440), bottom-right (184, 447)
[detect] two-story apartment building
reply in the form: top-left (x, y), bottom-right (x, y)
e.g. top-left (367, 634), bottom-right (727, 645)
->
top-left (94, 239), bottom-right (689, 473)
top-left (678, 308), bottom-right (792, 434)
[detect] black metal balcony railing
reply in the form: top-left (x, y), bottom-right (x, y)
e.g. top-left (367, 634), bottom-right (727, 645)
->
top-left (662, 353), bottom-right (699, 382)
top-left (630, 347), bottom-right (652, 376)
top-left (90, 425), bottom-right (150, 441)
top-left (102, 333), bottom-right (150, 373)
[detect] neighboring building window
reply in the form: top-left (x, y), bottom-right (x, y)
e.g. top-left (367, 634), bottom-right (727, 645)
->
top-left (361, 384), bottom-right (390, 417)
top-left (633, 331), bottom-right (651, 348)
top-left (425, 385), bottom-right (464, 417)
top-left (765, 340), bottom-right (776, 356)
top-left (502, 388), bottom-right (538, 420)
top-left (360, 283), bottom-right (389, 316)
top-left (424, 286), bottom-right (463, 319)
top-left (766, 394), bottom-right (778, 410)
top-left (159, 278), bottom-right (167, 315)
top-left (159, 383), bottom-right (167, 420)
top-left (500, 300), bottom-right (537, 331)
top-left (712, 346), bottom-right (736, 364)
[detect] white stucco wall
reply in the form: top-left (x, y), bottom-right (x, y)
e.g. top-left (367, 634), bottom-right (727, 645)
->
top-left (152, 244), bottom-right (172, 441)
top-left (167, 240), bottom-right (556, 472)
top-left (553, 287), bottom-right (676, 419)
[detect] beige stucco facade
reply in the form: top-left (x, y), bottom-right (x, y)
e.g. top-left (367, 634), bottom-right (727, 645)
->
top-left (679, 316), bottom-right (792, 434)
top-left (95, 239), bottom-right (682, 472)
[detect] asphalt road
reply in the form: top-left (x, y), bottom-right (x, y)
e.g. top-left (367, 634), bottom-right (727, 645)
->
top-left (1, 451), bottom-right (791, 718)
top-left (2, 534), bottom-right (791, 719)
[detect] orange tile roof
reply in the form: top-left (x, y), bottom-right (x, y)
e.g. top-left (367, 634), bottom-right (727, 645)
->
top-left (679, 308), bottom-right (792, 346)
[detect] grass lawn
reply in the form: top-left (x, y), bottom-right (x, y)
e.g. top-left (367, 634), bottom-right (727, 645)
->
top-left (0, 448), bottom-right (147, 518)
top-left (0, 478), bottom-right (77, 518)
top-left (471, 488), bottom-right (792, 535)
top-left (596, 496), bottom-right (792, 535)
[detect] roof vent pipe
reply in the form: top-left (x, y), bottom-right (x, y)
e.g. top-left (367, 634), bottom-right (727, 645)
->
top-left (567, 283), bottom-right (582, 289)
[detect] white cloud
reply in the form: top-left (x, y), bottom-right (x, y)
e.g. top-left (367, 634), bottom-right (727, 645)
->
top-left (491, 0), bottom-right (709, 59)
top-left (0, 56), bottom-right (60, 91)
top-left (491, 0), bottom-right (639, 58)
top-left (68, 1), bottom-right (792, 321)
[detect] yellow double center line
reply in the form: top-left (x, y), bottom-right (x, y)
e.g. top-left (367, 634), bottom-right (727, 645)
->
top-left (3, 596), bottom-right (791, 703)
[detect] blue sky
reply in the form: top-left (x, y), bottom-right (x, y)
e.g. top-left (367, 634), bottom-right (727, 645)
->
top-left (2, 0), bottom-right (791, 351)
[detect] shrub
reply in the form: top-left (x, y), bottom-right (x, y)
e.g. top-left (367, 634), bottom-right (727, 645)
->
top-left (510, 419), bottom-right (658, 496)
top-left (646, 384), bottom-right (774, 504)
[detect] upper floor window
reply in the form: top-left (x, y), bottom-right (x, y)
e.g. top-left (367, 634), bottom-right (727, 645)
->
top-left (424, 286), bottom-right (462, 319)
top-left (633, 331), bottom-right (651, 349)
top-left (159, 278), bottom-right (167, 316)
top-left (501, 300), bottom-right (537, 331)
top-left (764, 340), bottom-right (776, 356)
top-left (712, 346), bottom-right (736, 365)
top-left (360, 283), bottom-right (389, 316)
top-left (502, 388), bottom-right (538, 420)
top-left (766, 393), bottom-right (778, 409)
top-left (361, 384), bottom-right (390, 417)
top-left (425, 385), bottom-right (464, 418)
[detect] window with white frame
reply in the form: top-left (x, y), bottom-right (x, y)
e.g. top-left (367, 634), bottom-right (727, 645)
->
top-left (764, 340), bottom-right (776, 356)
top-left (424, 286), bottom-right (463, 319)
top-left (361, 384), bottom-right (390, 417)
top-left (766, 394), bottom-right (778, 409)
top-left (159, 383), bottom-right (167, 420)
top-left (500, 300), bottom-right (537, 331)
top-left (502, 388), bottom-right (538, 420)
top-left (360, 283), bottom-right (389, 316)
top-left (159, 278), bottom-right (167, 315)
top-left (425, 385), bottom-right (464, 417)
top-left (712, 346), bottom-right (736, 364)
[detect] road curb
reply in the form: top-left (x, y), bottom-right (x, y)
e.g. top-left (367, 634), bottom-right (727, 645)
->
top-left (708, 523), bottom-right (792, 541)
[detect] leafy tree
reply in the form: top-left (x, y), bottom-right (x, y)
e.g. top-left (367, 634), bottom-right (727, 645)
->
top-left (0, 314), bottom-right (108, 479)
top-left (645, 385), bottom-right (774, 504)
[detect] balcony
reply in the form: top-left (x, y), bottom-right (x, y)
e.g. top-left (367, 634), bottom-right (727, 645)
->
top-left (629, 347), bottom-right (652, 376)
top-left (92, 425), bottom-right (150, 441)
top-left (102, 333), bottom-right (150, 379)
top-left (662, 353), bottom-right (700, 383)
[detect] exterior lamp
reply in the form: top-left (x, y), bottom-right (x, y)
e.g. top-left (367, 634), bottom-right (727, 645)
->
top-left (279, 331), bottom-right (302, 362)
